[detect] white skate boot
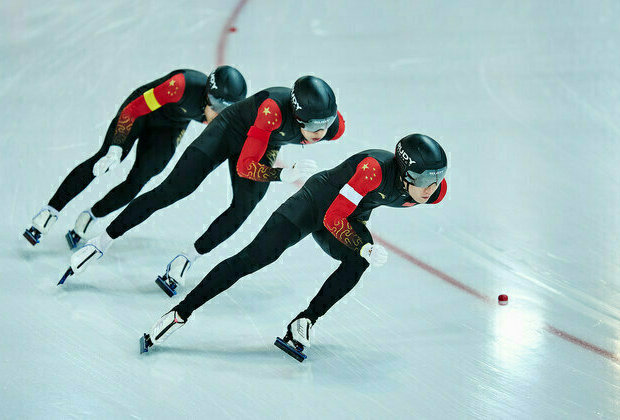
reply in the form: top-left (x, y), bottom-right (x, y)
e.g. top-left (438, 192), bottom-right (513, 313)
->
top-left (66, 209), bottom-right (97, 249)
top-left (69, 232), bottom-right (113, 275)
top-left (275, 317), bottom-right (314, 362)
top-left (140, 310), bottom-right (186, 353)
top-left (287, 317), bottom-right (313, 349)
top-left (24, 206), bottom-right (58, 246)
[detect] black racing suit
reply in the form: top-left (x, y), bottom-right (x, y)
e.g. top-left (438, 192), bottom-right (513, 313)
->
top-left (175, 149), bottom-right (447, 324)
top-left (48, 69), bottom-right (208, 218)
top-left (104, 87), bottom-right (345, 257)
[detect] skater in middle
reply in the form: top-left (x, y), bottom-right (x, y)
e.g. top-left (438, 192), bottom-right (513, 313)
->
top-left (65, 75), bottom-right (346, 293)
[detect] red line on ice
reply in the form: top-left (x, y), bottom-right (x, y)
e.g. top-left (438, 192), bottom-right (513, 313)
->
top-left (215, 0), bottom-right (620, 366)
top-left (374, 236), bottom-right (491, 303)
top-left (216, 0), bottom-right (249, 65)
top-left (544, 324), bottom-right (619, 364)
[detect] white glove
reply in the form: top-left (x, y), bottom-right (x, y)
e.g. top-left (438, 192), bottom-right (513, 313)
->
top-left (280, 159), bottom-right (318, 183)
top-left (93, 145), bottom-right (122, 177)
top-left (360, 243), bottom-right (388, 267)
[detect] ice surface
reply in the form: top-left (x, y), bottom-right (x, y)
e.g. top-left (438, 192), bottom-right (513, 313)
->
top-left (1, 0), bottom-right (619, 418)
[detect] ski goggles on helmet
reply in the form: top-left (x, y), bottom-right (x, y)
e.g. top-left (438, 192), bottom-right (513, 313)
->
top-left (206, 93), bottom-right (234, 113)
top-left (296, 114), bottom-right (337, 132)
top-left (404, 166), bottom-right (447, 189)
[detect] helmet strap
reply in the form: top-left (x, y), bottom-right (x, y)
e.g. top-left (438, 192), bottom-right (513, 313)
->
top-left (399, 175), bottom-right (412, 193)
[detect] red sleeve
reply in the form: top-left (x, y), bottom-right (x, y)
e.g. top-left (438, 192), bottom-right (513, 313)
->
top-left (429, 179), bottom-right (447, 204)
top-left (329, 111), bottom-right (345, 141)
top-left (236, 98), bottom-right (283, 182)
top-left (113, 73), bottom-right (186, 145)
top-left (323, 157), bottom-right (382, 250)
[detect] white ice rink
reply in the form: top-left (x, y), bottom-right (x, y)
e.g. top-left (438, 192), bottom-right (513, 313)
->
top-left (1, 0), bottom-right (619, 418)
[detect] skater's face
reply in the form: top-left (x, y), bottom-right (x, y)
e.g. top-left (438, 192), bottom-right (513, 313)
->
top-left (204, 105), bottom-right (219, 123)
top-left (404, 180), bottom-right (438, 203)
top-left (300, 127), bottom-right (327, 143)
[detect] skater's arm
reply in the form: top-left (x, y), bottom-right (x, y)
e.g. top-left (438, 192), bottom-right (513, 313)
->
top-left (236, 98), bottom-right (283, 182)
top-left (323, 157), bottom-right (382, 251)
top-left (112, 73), bottom-right (186, 146)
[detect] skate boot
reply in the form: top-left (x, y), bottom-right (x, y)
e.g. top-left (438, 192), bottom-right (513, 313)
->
top-left (58, 232), bottom-right (113, 285)
top-left (66, 209), bottom-right (97, 250)
top-left (140, 310), bottom-right (186, 353)
top-left (274, 317), bottom-right (313, 362)
top-left (23, 206), bottom-right (58, 246)
top-left (155, 254), bottom-right (192, 297)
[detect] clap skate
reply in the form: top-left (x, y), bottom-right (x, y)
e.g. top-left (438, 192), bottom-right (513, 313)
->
top-left (140, 310), bottom-right (186, 353)
top-left (23, 227), bottom-right (43, 246)
top-left (58, 233), bottom-right (110, 285)
top-left (66, 210), bottom-right (97, 249)
top-left (155, 254), bottom-right (191, 297)
top-left (65, 230), bottom-right (81, 249)
top-left (274, 317), bottom-right (313, 362)
top-left (24, 206), bottom-right (58, 246)
top-left (274, 334), bottom-right (307, 362)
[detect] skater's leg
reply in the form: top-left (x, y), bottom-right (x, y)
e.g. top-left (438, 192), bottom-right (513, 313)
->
top-left (69, 146), bottom-right (210, 272)
top-left (175, 213), bottom-right (305, 320)
top-left (47, 112), bottom-right (140, 212)
top-left (90, 126), bottom-right (181, 218)
top-left (277, 221), bottom-right (371, 351)
top-left (192, 156), bottom-right (272, 255)
top-left (69, 122), bottom-right (230, 272)
top-left (298, 220), bottom-right (372, 323)
top-left (105, 146), bottom-right (219, 239)
top-left (166, 150), bottom-right (278, 285)
top-left (104, 114), bottom-right (233, 239)
top-left (299, 258), bottom-right (370, 323)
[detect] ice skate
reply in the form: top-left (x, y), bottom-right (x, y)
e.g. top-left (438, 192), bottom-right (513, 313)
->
top-left (140, 310), bottom-right (186, 353)
top-left (274, 317), bottom-right (313, 362)
top-left (66, 209), bottom-right (97, 249)
top-left (155, 254), bottom-right (192, 297)
top-left (23, 206), bottom-right (58, 246)
top-left (59, 232), bottom-right (112, 285)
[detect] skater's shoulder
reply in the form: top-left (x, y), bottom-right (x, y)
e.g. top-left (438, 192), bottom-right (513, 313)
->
top-left (249, 88), bottom-right (290, 119)
top-left (175, 69), bottom-right (208, 86)
top-left (173, 69), bottom-right (207, 78)
top-left (352, 149), bottom-right (394, 166)
top-left (254, 87), bottom-right (291, 104)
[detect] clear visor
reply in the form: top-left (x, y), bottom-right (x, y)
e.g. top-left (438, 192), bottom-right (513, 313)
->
top-left (296, 114), bottom-right (336, 133)
top-left (404, 166), bottom-right (447, 188)
top-left (207, 93), bottom-right (234, 113)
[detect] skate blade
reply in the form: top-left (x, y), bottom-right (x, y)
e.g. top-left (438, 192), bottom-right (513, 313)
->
top-left (57, 267), bottom-right (74, 285)
top-left (65, 230), bottom-right (81, 250)
top-left (274, 337), bottom-right (307, 362)
top-left (155, 276), bottom-right (177, 297)
top-left (140, 334), bottom-right (151, 354)
top-left (23, 229), bottom-right (39, 246)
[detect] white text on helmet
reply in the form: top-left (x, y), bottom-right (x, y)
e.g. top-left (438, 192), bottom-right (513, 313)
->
top-left (397, 143), bottom-right (416, 166)
top-left (290, 91), bottom-right (302, 111)
top-left (209, 73), bottom-right (218, 90)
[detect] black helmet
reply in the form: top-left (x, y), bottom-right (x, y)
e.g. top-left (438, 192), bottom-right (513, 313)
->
top-left (395, 134), bottom-right (447, 188)
top-left (206, 65), bottom-right (247, 112)
top-left (290, 76), bottom-right (337, 132)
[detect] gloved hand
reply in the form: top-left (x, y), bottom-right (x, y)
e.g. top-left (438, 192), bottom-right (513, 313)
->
top-left (280, 159), bottom-right (318, 183)
top-left (93, 145), bottom-right (122, 177)
top-left (360, 243), bottom-right (388, 267)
